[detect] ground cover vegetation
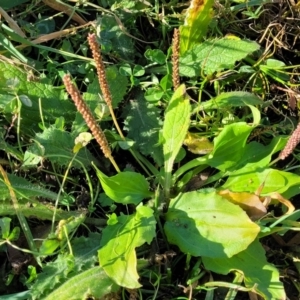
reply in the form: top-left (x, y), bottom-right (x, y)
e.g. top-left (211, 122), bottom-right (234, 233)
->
top-left (0, 0), bottom-right (300, 299)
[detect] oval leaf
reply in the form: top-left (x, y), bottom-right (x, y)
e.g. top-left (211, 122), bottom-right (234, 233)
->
top-left (163, 84), bottom-right (191, 194)
top-left (208, 122), bottom-right (253, 172)
top-left (99, 206), bottom-right (156, 288)
top-left (164, 189), bottom-right (260, 258)
top-left (94, 167), bottom-right (153, 205)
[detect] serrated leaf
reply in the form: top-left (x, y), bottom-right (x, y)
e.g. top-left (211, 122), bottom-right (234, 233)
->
top-left (164, 189), bottom-right (260, 258)
top-left (0, 61), bottom-right (75, 134)
top-left (0, 198), bottom-right (83, 221)
top-left (180, 0), bottom-right (214, 55)
top-left (72, 232), bottom-right (101, 269)
top-left (208, 122), bottom-right (253, 172)
top-left (30, 254), bottom-right (76, 299)
top-left (202, 239), bottom-right (285, 299)
top-left (30, 127), bottom-right (96, 168)
top-left (44, 266), bottom-right (119, 300)
top-left (180, 38), bottom-right (260, 77)
top-left (94, 167), bottom-right (153, 204)
top-left (123, 92), bottom-right (163, 165)
top-left (163, 84), bottom-right (191, 192)
top-left (30, 234), bottom-right (101, 299)
top-left (99, 206), bottom-right (156, 288)
top-left (0, 173), bottom-right (61, 201)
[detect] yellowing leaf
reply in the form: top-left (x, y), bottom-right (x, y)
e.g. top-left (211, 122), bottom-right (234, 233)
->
top-left (183, 132), bottom-right (213, 154)
top-left (267, 192), bottom-right (295, 216)
top-left (180, 0), bottom-right (214, 55)
top-left (218, 189), bottom-right (295, 220)
top-left (218, 189), bottom-right (267, 220)
top-left (165, 189), bottom-right (260, 258)
top-left (224, 33), bottom-right (241, 40)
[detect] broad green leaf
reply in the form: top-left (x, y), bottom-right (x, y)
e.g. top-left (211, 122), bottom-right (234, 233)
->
top-left (180, 38), bottom-right (260, 77)
top-left (202, 239), bottom-right (285, 299)
top-left (144, 87), bottom-right (165, 103)
top-left (94, 167), bottom-right (153, 204)
top-left (164, 189), bottom-right (260, 258)
top-left (19, 94), bottom-right (32, 107)
top-left (163, 84), bottom-right (191, 195)
top-left (123, 92), bottom-right (164, 166)
top-left (208, 122), bottom-right (253, 172)
top-left (28, 127), bottom-right (96, 169)
top-left (119, 63), bottom-right (132, 76)
top-left (229, 136), bottom-right (287, 172)
top-left (44, 266), bottom-right (119, 300)
top-left (198, 91), bottom-right (263, 111)
top-left (133, 65), bottom-right (145, 77)
top-left (99, 206), bottom-right (156, 288)
top-left (39, 238), bottom-right (60, 256)
top-left (223, 167), bottom-right (300, 197)
top-left (180, 0), bottom-right (214, 55)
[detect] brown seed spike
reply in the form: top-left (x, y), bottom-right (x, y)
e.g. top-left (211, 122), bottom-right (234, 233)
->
top-left (87, 33), bottom-right (112, 108)
top-left (279, 122), bottom-right (300, 160)
top-left (63, 74), bottom-right (111, 158)
top-left (172, 28), bottom-right (180, 91)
